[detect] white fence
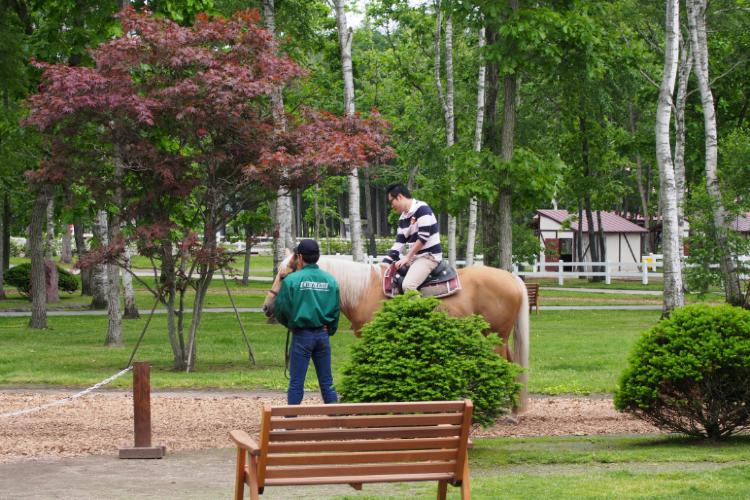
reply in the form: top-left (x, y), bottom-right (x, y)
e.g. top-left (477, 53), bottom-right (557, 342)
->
top-left (513, 257), bottom-right (664, 285)
top-left (326, 252), bottom-right (663, 285)
top-left (318, 252), bottom-right (750, 286)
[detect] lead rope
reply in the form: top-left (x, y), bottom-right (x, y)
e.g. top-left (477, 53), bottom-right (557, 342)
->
top-left (284, 328), bottom-right (291, 380)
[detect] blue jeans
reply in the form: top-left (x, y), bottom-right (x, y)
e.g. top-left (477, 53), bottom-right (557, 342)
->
top-left (287, 328), bottom-right (338, 406)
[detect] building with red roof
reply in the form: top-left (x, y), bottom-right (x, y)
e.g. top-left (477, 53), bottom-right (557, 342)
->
top-left (531, 209), bottom-right (649, 271)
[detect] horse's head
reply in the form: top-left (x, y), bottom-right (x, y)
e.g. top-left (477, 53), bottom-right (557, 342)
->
top-left (262, 249), bottom-right (304, 318)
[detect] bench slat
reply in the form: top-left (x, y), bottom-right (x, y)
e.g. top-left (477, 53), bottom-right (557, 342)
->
top-left (264, 462), bottom-right (456, 479)
top-left (262, 472), bottom-right (455, 487)
top-left (266, 449), bottom-right (457, 466)
top-left (269, 413), bottom-right (463, 430)
top-left (267, 437), bottom-right (461, 454)
top-left (268, 425), bottom-right (463, 442)
top-left (269, 401), bottom-right (466, 416)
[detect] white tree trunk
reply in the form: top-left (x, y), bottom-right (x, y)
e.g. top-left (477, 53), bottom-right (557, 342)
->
top-left (45, 197), bottom-right (54, 260)
top-left (433, 8), bottom-right (457, 268)
top-left (122, 245), bottom-right (139, 319)
top-left (90, 210), bottom-right (109, 310)
top-left (333, 0), bottom-right (364, 262)
top-left (655, 0), bottom-right (684, 316)
top-left (314, 184), bottom-right (320, 242)
top-left (466, 27), bottom-right (486, 268)
top-left (674, 33), bottom-right (692, 289)
top-left (687, 0), bottom-right (742, 304)
top-left (264, 0), bottom-right (294, 272)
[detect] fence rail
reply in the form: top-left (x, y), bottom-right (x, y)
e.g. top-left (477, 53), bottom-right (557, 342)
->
top-left (513, 260), bottom-right (663, 285)
top-left (324, 252), bottom-right (750, 286)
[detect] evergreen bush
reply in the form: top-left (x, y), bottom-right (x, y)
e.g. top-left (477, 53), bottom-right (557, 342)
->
top-left (5, 263), bottom-right (80, 299)
top-left (615, 304), bottom-right (750, 440)
top-left (338, 292), bottom-right (522, 426)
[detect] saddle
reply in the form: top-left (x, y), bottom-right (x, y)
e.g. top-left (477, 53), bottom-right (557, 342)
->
top-left (383, 259), bottom-right (461, 299)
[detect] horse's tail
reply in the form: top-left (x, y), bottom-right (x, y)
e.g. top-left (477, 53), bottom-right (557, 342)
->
top-left (512, 274), bottom-right (530, 414)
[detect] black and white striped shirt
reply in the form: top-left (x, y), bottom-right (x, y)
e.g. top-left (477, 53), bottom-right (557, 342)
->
top-left (382, 199), bottom-right (443, 264)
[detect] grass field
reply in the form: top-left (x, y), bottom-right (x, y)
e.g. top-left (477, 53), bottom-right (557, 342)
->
top-left (0, 310), bottom-right (661, 394)
top-left (330, 435), bottom-right (750, 499)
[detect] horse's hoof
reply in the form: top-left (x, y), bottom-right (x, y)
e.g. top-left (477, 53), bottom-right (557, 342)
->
top-left (504, 416), bottom-right (518, 425)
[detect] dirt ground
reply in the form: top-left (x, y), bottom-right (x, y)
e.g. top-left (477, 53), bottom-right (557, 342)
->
top-left (0, 391), bottom-right (658, 463)
top-left (0, 391), bottom-right (665, 499)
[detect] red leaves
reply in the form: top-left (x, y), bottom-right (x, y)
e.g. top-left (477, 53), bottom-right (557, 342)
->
top-left (23, 8), bottom-right (396, 271)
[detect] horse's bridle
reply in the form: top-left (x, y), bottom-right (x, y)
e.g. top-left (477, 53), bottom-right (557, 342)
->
top-left (268, 257), bottom-right (301, 296)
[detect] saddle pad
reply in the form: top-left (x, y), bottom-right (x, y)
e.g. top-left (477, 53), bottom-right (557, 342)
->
top-left (419, 275), bottom-right (462, 298)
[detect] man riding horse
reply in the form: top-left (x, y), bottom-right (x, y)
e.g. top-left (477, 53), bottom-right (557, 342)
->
top-left (382, 183), bottom-right (443, 291)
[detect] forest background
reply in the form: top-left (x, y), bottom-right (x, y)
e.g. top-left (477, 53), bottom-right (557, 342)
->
top-left (1, 0), bottom-right (749, 368)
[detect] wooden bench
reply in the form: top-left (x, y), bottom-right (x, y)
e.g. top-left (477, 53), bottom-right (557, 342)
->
top-left (230, 400), bottom-right (473, 500)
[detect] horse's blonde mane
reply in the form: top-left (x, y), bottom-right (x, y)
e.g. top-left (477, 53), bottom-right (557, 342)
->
top-left (277, 255), bottom-right (385, 309)
top-left (317, 258), bottom-right (386, 309)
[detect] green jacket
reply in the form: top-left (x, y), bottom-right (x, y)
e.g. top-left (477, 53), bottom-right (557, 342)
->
top-left (275, 264), bottom-right (341, 335)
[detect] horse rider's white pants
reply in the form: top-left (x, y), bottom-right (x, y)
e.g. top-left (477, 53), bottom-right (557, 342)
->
top-left (402, 256), bottom-right (440, 291)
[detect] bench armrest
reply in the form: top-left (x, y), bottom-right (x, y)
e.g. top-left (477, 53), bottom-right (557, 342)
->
top-left (467, 439), bottom-right (474, 450)
top-left (230, 430), bottom-right (261, 456)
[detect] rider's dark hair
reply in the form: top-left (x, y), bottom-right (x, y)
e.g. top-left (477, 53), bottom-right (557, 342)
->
top-left (301, 252), bottom-right (320, 264)
top-left (386, 183), bottom-right (412, 200)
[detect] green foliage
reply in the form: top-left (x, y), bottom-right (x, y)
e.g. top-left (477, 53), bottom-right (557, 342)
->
top-left (684, 184), bottom-right (750, 303)
top-left (311, 237), bottom-right (395, 255)
top-left (338, 292), bottom-right (522, 426)
top-left (615, 305), bottom-right (750, 440)
top-left (5, 263), bottom-right (80, 299)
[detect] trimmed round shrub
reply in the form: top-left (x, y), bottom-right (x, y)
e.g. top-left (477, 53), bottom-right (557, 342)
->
top-left (5, 263), bottom-right (80, 299)
top-left (338, 292), bottom-right (522, 427)
top-left (615, 304), bottom-right (750, 440)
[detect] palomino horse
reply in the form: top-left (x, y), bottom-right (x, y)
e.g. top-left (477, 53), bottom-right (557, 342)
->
top-left (262, 253), bottom-right (530, 413)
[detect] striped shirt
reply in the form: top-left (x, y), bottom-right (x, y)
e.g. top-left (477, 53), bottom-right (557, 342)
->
top-left (382, 199), bottom-right (443, 264)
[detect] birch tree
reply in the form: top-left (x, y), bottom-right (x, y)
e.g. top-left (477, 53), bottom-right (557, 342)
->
top-left (466, 27), bottom-right (486, 268)
top-left (90, 209), bottom-right (108, 310)
top-left (686, 0), bottom-right (743, 305)
top-left (73, 219), bottom-right (92, 295)
top-left (44, 197), bottom-right (54, 260)
top-left (333, 0), bottom-right (365, 263)
top-left (674, 32), bottom-right (693, 286)
top-left (264, 0), bottom-right (294, 272)
top-left (655, 0), bottom-right (684, 316)
top-left (432, 5), bottom-right (457, 268)
top-left (121, 246), bottom-right (139, 319)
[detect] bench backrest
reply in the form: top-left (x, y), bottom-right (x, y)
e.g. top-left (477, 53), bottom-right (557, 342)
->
top-left (525, 283), bottom-right (539, 302)
top-left (256, 400), bottom-right (473, 487)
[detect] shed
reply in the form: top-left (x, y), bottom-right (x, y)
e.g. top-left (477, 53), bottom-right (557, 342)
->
top-left (533, 209), bottom-right (648, 270)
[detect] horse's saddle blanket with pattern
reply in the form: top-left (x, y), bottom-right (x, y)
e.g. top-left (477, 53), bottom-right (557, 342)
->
top-left (383, 260), bottom-right (461, 299)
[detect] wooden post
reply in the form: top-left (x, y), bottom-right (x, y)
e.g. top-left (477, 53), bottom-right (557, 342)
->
top-left (134, 361), bottom-right (151, 447)
top-left (119, 361), bottom-right (166, 459)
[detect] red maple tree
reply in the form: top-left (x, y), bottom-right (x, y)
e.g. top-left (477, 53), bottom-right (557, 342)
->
top-left (24, 8), bottom-right (394, 370)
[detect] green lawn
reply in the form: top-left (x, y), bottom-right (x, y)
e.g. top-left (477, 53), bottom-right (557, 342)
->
top-left (527, 310), bottom-right (660, 394)
top-left (0, 312), bottom-right (358, 390)
top-left (0, 310), bottom-right (661, 394)
top-left (332, 435), bottom-right (750, 499)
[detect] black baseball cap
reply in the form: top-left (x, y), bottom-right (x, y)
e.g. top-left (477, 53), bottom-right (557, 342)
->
top-left (293, 239), bottom-right (319, 255)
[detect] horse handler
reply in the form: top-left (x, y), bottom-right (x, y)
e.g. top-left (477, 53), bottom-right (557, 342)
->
top-left (383, 182), bottom-right (443, 290)
top-left (274, 239), bottom-right (341, 406)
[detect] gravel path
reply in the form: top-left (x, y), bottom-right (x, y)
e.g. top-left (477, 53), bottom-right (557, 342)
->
top-left (0, 392), bottom-right (658, 463)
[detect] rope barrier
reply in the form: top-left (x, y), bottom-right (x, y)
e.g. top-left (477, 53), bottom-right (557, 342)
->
top-left (0, 366), bottom-right (133, 419)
